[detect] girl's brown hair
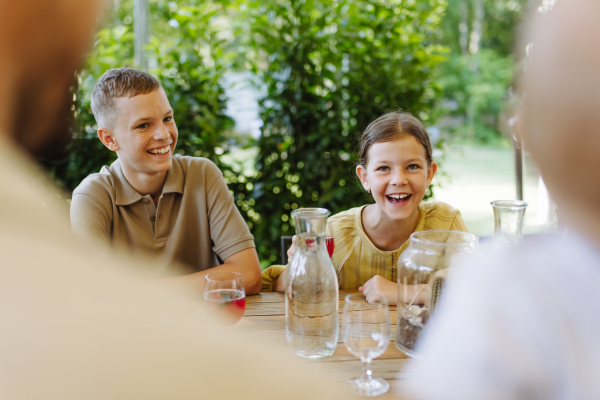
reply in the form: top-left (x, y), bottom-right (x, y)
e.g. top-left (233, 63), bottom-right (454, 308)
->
top-left (358, 111), bottom-right (433, 166)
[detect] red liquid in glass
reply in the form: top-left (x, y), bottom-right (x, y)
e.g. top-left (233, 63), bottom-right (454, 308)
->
top-left (204, 289), bottom-right (246, 326)
top-left (325, 235), bottom-right (335, 257)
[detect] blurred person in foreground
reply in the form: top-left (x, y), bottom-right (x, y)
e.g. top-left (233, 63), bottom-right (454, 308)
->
top-left (70, 68), bottom-right (262, 294)
top-left (403, 1), bottom-right (600, 399)
top-left (0, 1), bottom-right (344, 399)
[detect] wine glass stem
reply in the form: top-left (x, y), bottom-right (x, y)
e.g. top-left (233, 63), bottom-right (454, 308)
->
top-left (361, 360), bottom-right (373, 384)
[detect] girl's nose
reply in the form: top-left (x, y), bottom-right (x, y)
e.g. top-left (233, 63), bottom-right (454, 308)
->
top-left (390, 170), bottom-right (409, 186)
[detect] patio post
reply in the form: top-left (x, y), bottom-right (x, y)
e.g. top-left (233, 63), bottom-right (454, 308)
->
top-left (134, 0), bottom-right (148, 70)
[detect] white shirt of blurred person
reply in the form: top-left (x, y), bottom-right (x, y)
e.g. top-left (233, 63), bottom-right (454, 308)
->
top-left (70, 68), bottom-right (261, 294)
top-left (402, 1), bottom-right (600, 399)
top-left (0, 1), bottom-right (345, 399)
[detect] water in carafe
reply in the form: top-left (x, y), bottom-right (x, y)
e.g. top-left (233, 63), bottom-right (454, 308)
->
top-left (286, 208), bottom-right (339, 359)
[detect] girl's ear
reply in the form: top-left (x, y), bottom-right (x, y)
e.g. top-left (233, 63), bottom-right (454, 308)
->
top-left (427, 161), bottom-right (438, 186)
top-left (356, 165), bottom-right (370, 193)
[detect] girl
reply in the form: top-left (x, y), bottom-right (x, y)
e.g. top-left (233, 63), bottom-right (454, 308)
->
top-left (261, 111), bottom-right (469, 304)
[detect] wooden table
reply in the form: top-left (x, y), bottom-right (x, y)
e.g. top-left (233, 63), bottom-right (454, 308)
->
top-left (232, 290), bottom-right (411, 399)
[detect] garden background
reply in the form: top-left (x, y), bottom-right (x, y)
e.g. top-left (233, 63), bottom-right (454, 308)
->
top-left (41, 0), bottom-right (548, 267)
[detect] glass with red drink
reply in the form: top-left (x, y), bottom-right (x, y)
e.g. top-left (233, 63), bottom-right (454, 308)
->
top-left (203, 271), bottom-right (246, 327)
top-left (325, 235), bottom-right (335, 257)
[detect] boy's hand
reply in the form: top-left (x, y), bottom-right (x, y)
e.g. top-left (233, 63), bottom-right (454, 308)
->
top-left (359, 275), bottom-right (398, 306)
top-left (286, 235), bottom-right (297, 261)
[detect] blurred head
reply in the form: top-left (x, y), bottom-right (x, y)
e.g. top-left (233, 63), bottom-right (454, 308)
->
top-left (356, 111), bottom-right (437, 223)
top-left (519, 0), bottom-right (600, 239)
top-left (94, 69), bottom-right (177, 176)
top-left (0, 0), bottom-right (109, 155)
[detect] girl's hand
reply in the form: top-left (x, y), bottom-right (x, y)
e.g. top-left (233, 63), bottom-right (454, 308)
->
top-left (359, 275), bottom-right (398, 306)
top-left (286, 235), bottom-right (297, 261)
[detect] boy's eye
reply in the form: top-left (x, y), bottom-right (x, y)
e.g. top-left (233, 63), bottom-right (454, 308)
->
top-left (376, 166), bottom-right (390, 171)
top-left (164, 116), bottom-right (173, 122)
top-left (407, 164), bottom-right (419, 170)
top-left (137, 123), bottom-right (149, 129)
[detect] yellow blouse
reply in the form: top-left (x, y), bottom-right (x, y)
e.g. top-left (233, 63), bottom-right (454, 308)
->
top-left (261, 201), bottom-right (469, 292)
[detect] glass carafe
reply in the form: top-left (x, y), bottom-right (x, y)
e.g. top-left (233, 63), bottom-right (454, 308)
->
top-left (286, 208), bottom-right (339, 359)
top-left (490, 200), bottom-right (528, 249)
top-left (396, 230), bottom-right (478, 358)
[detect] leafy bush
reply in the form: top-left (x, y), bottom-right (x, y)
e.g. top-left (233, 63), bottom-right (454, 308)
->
top-left (433, 50), bottom-right (514, 143)
top-left (44, 0), bottom-right (236, 192)
top-left (242, 0), bottom-right (447, 263)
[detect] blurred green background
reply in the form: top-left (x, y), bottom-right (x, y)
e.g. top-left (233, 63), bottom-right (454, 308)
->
top-left (42, 0), bottom-right (534, 267)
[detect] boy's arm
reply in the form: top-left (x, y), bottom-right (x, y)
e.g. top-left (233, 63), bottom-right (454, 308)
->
top-left (70, 192), bottom-right (111, 247)
top-left (168, 159), bottom-right (261, 294)
top-left (165, 247), bottom-right (261, 294)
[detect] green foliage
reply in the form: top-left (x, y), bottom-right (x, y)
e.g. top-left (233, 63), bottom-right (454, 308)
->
top-left (432, 0), bottom-right (528, 144)
top-left (242, 0), bottom-right (447, 262)
top-left (434, 50), bottom-right (514, 143)
top-left (45, 0), bottom-right (235, 192)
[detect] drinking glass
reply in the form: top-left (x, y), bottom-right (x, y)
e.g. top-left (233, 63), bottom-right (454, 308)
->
top-left (490, 200), bottom-right (528, 250)
top-left (342, 294), bottom-right (390, 397)
top-left (325, 235), bottom-right (335, 257)
top-left (203, 271), bottom-right (246, 327)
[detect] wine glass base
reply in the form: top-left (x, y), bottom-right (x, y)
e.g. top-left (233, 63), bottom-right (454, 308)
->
top-left (343, 377), bottom-right (389, 397)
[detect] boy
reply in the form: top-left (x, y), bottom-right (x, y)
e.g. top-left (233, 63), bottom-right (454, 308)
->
top-left (403, 1), bottom-right (600, 398)
top-left (71, 68), bottom-right (261, 293)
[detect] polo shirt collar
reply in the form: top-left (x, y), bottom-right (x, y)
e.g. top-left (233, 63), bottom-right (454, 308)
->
top-left (110, 156), bottom-right (184, 206)
top-left (162, 156), bottom-right (184, 195)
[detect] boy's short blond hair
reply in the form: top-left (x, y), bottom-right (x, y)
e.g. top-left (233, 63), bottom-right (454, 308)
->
top-left (91, 68), bottom-right (161, 129)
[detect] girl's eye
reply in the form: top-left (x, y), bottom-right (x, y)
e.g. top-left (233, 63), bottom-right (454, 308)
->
top-left (407, 164), bottom-right (419, 170)
top-left (164, 116), bottom-right (173, 122)
top-left (138, 123), bottom-right (149, 129)
top-left (376, 166), bottom-right (390, 171)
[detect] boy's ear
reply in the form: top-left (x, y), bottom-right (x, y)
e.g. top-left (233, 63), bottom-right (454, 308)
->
top-left (355, 165), bottom-right (370, 193)
top-left (98, 127), bottom-right (119, 152)
top-left (427, 161), bottom-right (438, 186)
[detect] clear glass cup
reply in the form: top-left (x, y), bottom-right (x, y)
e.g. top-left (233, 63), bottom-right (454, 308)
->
top-left (396, 230), bottom-right (478, 357)
top-left (203, 271), bottom-right (246, 327)
top-left (491, 200), bottom-right (528, 250)
top-left (286, 208), bottom-right (339, 359)
top-left (342, 294), bottom-right (390, 397)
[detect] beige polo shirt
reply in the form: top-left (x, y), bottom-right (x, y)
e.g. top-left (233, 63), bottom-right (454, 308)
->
top-left (70, 155), bottom-right (254, 276)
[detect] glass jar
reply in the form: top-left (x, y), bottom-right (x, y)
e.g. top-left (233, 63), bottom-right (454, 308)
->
top-left (396, 230), bottom-right (478, 358)
top-left (491, 200), bottom-right (528, 250)
top-left (286, 208), bottom-right (339, 359)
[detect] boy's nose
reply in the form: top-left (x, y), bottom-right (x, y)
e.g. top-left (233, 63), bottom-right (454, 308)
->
top-left (154, 125), bottom-right (170, 140)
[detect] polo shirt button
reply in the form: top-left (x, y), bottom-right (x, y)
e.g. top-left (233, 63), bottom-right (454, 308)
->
top-left (150, 216), bottom-right (156, 222)
top-left (143, 198), bottom-right (149, 204)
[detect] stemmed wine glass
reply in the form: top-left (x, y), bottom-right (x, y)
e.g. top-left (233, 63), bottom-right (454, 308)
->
top-left (203, 271), bottom-right (246, 327)
top-left (342, 294), bottom-right (391, 397)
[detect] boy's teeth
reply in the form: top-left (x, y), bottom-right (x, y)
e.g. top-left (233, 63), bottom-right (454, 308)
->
top-left (148, 146), bottom-right (170, 155)
top-left (389, 194), bottom-right (409, 199)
